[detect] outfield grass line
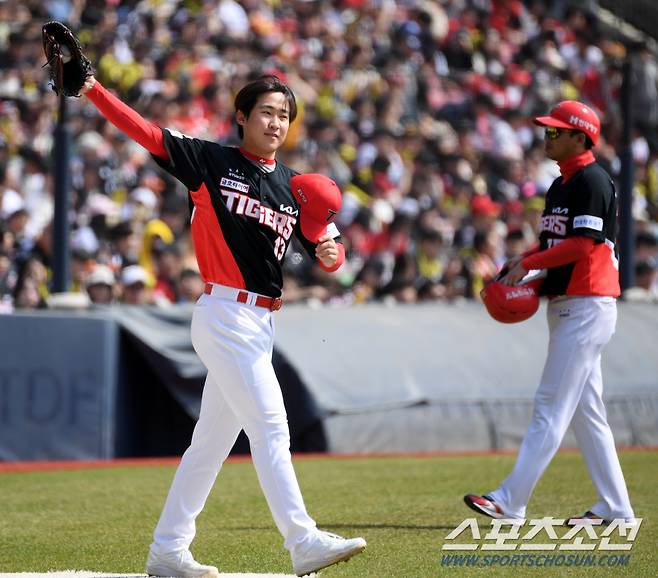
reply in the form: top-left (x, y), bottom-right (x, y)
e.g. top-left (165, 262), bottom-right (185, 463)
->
top-left (1, 446), bottom-right (656, 474)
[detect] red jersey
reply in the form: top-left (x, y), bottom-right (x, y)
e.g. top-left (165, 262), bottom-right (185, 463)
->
top-left (538, 162), bottom-right (620, 297)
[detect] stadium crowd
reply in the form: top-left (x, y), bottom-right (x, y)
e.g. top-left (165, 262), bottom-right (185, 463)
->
top-left (1, 0), bottom-right (658, 312)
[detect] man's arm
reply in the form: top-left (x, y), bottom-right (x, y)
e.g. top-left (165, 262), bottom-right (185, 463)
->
top-left (499, 237), bottom-right (594, 285)
top-left (81, 76), bottom-right (168, 160)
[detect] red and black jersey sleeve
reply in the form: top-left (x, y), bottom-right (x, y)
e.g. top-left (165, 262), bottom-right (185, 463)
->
top-left (539, 163), bottom-right (620, 297)
top-left (152, 129), bottom-right (209, 192)
top-left (567, 166), bottom-right (616, 244)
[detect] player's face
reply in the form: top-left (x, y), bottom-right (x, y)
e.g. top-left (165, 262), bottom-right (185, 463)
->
top-left (237, 92), bottom-right (290, 159)
top-left (543, 127), bottom-right (583, 161)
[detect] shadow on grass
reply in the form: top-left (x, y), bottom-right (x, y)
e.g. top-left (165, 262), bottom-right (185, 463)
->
top-left (221, 523), bottom-right (455, 531)
top-left (323, 523), bottom-right (456, 531)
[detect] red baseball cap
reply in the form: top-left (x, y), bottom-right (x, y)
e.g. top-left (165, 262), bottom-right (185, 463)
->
top-left (471, 195), bottom-right (501, 217)
top-left (290, 173), bottom-right (342, 243)
top-left (533, 100), bottom-right (601, 145)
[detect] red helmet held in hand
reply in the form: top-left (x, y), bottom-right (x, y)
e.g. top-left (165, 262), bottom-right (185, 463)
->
top-left (481, 278), bottom-right (542, 324)
top-left (290, 173), bottom-right (342, 243)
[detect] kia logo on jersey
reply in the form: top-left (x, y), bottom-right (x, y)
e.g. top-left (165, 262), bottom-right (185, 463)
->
top-left (279, 204), bottom-right (299, 216)
top-left (221, 188), bottom-right (297, 240)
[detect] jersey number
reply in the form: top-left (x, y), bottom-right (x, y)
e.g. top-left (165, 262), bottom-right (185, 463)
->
top-left (274, 236), bottom-right (286, 261)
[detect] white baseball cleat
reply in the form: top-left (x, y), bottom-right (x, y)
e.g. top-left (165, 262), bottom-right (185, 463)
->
top-left (146, 548), bottom-right (220, 578)
top-left (463, 494), bottom-right (514, 519)
top-left (292, 531), bottom-right (367, 577)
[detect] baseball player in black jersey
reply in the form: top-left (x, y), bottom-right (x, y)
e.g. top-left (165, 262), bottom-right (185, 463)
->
top-left (465, 101), bottom-right (636, 526)
top-left (80, 74), bottom-right (365, 577)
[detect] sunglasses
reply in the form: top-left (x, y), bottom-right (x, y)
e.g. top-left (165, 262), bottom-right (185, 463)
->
top-left (544, 126), bottom-right (577, 140)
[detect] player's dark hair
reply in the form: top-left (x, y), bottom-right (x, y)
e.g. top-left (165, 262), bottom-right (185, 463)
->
top-left (571, 130), bottom-right (594, 150)
top-left (234, 75), bottom-right (297, 139)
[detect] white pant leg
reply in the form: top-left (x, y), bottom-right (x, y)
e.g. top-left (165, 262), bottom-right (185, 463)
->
top-left (571, 348), bottom-right (634, 520)
top-left (152, 371), bottom-right (242, 553)
top-left (191, 294), bottom-right (317, 551)
top-left (490, 297), bottom-right (616, 518)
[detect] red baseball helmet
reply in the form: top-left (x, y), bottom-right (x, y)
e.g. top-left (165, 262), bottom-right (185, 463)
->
top-left (534, 100), bottom-right (601, 146)
top-left (481, 278), bottom-right (542, 324)
top-left (291, 173), bottom-right (342, 243)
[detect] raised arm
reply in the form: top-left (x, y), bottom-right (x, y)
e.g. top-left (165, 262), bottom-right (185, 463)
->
top-left (81, 76), bottom-right (168, 160)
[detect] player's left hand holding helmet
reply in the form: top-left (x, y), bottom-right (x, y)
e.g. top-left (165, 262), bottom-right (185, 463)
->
top-left (481, 271), bottom-right (544, 324)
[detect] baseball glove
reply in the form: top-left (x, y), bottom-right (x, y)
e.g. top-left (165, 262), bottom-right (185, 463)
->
top-left (41, 21), bottom-right (94, 97)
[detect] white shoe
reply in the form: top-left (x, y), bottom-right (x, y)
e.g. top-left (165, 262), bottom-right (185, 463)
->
top-left (292, 531), bottom-right (366, 576)
top-left (146, 548), bottom-right (220, 578)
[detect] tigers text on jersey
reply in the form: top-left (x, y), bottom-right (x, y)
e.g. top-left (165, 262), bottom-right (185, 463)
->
top-left (154, 129), bottom-right (330, 297)
top-left (539, 162), bottom-right (620, 297)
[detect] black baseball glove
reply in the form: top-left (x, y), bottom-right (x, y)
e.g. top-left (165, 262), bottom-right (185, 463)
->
top-left (41, 21), bottom-right (94, 97)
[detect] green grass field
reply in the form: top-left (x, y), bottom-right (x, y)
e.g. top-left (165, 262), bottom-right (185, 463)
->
top-left (0, 451), bottom-right (655, 577)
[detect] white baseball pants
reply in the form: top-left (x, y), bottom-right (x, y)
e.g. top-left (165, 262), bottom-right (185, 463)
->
top-left (490, 296), bottom-right (634, 520)
top-left (151, 291), bottom-right (317, 555)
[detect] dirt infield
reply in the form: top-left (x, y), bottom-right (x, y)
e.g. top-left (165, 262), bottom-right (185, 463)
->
top-left (1, 447), bottom-right (657, 474)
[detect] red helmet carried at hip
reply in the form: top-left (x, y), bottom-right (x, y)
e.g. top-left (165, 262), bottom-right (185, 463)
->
top-left (480, 278), bottom-right (542, 324)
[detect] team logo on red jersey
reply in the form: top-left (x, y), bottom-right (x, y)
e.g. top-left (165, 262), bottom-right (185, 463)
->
top-left (220, 179), bottom-right (297, 240)
top-left (541, 214), bottom-right (568, 236)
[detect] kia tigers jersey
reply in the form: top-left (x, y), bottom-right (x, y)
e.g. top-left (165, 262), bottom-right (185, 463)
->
top-left (154, 129), bottom-right (337, 297)
top-left (538, 162), bottom-right (620, 297)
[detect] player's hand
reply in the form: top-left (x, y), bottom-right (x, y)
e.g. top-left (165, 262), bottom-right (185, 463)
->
top-left (315, 234), bottom-right (338, 268)
top-left (80, 74), bottom-right (97, 95)
top-left (499, 261), bottom-right (528, 286)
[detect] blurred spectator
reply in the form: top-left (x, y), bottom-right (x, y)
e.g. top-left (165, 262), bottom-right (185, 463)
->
top-left (86, 264), bottom-right (116, 305)
top-left (624, 258), bottom-right (658, 303)
top-left (468, 229), bottom-right (503, 299)
top-left (152, 241), bottom-right (184, 304)
top-left (119, 264), bottom-right (151, 305)
top-left (379, 253), bottom-right (418, 303)
top-left (12, 256), bottom-right (49, 310)
top-left (139, 197), bottom-right (186, 275)
top-left (635, 230), bottom-right (658, 262)
top-left (440, 253), bottom-right (470, 301)
top-left (0, 162), bottom-right (23, 219)
top-left (347, 257), bottom-right (386, 304)
top-left (415, 227), bottom-right (445, 300)
top-left (70, 249), bottom-right (94, 293)
top-left (1, 1), bottom-right (657, 307)
top-left (504, 228), bottom-right (531, 261)
top-left (178, 268), bottom-right (205, 304)
top-left (0, 247), bottom-right (16, 298)
top-left (281, 272), bottom-right (332, 305)
top-left (631, 42), bottom-right (658, 140)
top-left (13, 275), bottom-right (42, 309)
top-left (109, 220), bottom-right (140, 270)
top-left (5, 208), bottom-right (33, 262)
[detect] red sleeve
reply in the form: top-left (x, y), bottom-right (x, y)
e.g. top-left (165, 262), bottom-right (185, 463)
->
top-left (521, 237), bottom-right (594, 270)
top-left (85, 81), bottom-right (168, 160)
top-left (318, 242), bottom-right (345, 273)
